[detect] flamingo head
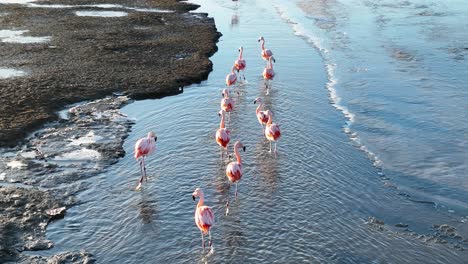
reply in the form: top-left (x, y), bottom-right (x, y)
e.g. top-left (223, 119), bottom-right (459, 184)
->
top-left (218, 109), bottom-right (225, 117)
top-left (253, 97), bottom-right (262, 104)
top-left (222, 88), bottom-right (229, 97)
top-left (238, 46), bottom-right (243, 52)
top-left (192, 188), bottom-right (204, 201)
top-left (147, 131), bottom-right (157, 142)
top-left (269, 56), bottom-right (276, 63)
top-left (258, 36), bottom-right (264, 42)
top-left (234, 141), bottom-right (246, 152)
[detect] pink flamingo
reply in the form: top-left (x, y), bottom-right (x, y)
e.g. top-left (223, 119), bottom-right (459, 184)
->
top-left (258, 36), bottom-right (273, 62)
top-left (225, 65), bottom-right (238, 87)
top-left (192, 188), bottom-right (215, 249)
top-left (262, 56), bottom-right (275, 94)
top-left (134, 131), bottom-right (157, 190)
top-left (220, 88), bottom-right (234, 122)
top-left (234, 46), bottom-right (246, 81)
top-left (225, 141), bottom-right (246, 215)
top-left (253, 97), bottom-right (269, 133)
top-left (216, 109), bottom-right (231, 159)
top-left (264, 110), bottom-right (281, 157)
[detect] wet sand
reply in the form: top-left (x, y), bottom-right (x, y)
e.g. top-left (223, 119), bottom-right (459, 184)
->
top-left (0, 0), bottom-right (220, 148)
top-left (0, 0), bottom-right (219, 262)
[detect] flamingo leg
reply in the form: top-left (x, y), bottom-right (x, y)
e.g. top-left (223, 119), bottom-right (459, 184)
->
top-left (235, 182), bottom-right (238, 200)
top-left (226, 187), bottom-right (230, 216)
top-left (275, 142), bottom-right (278, 158)
top-left (142, 156), bottom-right (148, 182)
top-left (269, 141), bottom-right (272, 153)
top-left (201, 231), bottom-right (205, 249)
top-left (208, 229), bottom-right (212, 247)
top-left (136, 159), bottom-right (144, 190)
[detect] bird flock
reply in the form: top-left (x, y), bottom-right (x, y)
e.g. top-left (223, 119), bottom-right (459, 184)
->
top-left (133, 36), bottom-right (281, 252)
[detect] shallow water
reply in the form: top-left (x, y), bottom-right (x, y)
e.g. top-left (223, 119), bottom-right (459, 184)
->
top-left (2, 0), bottom-right (467, 262)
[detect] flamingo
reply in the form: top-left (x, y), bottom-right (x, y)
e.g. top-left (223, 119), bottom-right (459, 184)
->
top-left (234, 46), bottom-right (246, 81)
top-left (134, 131), bottom-right (157, 190)
top-left (216, 109), bottom-right (231, 159)
top-left (263, 56), bottom-right (275, 94)
top-left (264, 110), bottom-right (281, 157)
top-left (220, 88), bottom-right (234, 122)
top-left (253, 97), bottom-right (269, 133)
top-left (225, 65), bottom-right (238, 87)
top-left (192, 188), bottom-right (215, 250)
top-left (258, 36), bottom-right (273, 62)
top-left (225, 141), bottom-right (246, 215)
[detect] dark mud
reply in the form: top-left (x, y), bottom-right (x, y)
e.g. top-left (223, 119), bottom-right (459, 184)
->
top-left (0, 0), bottom-right (221, 147)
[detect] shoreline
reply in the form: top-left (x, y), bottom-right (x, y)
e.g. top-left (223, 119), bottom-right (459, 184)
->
top-left (0, 0), bottom-right (221, 148)
top-left (0, 0), bottom-right (220, 262)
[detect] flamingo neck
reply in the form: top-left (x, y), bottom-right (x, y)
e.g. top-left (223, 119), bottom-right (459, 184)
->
top-left (231, 66), bottom-right (236, 74)
top-left (220, 112), bottom-right (225, 129)
top-left (261, 40), bottom-right (265, 50)
top-left (267, 114), bottom-right (273, 125)
top-left (268, 59), bottom-right (273, 69)
top-left (239, 49), bottom-right (243, 60)
top-left (197, 194), bottom-right (205, 208)
top-left (234, 146), bottom-right (242, 164)
top-left (256, 102), bottom-right (263, 114)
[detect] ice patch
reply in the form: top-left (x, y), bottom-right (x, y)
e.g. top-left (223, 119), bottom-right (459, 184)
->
top-left (0, 0), bottom-right (36, 3)
top-left (0, 68), bottom-right (26, 78)
top-left (75, 11), bottom-right (128, 17)
top-left (54, 148), bottom-right (101, 161)
top-left (7, 160), bottom-right (27, 169)
top-left (69, 131), bottom-right (103, 146)
top-left (0, 29), bottom-right (50, 43)
top-left (19, 151), bottom-right (36, 159)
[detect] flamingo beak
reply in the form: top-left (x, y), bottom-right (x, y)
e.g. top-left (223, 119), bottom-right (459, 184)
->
top-left (222, 92), bottom-right (224, 97)
top-left (243, 146), bottom-right (246, 152)
top-left (273, 58), bottom-right (276, 63)
top-left (192, 195), bottom-right (196, 201)
top-left (218, 113), bottom-right (221, 117)
top-left (154, 136), bottom-right (158, 142)
top-left (254, 100), bottom-right (257, 104)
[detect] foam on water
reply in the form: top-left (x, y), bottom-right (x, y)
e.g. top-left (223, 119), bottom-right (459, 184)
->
top-left (0, 68), bottom-right (26, 78)
top-left (272, 2), bottom-right (383, 169)
top-left (0, 173), bottom-right (5, 181)
top-left (75, 11), bottom-right (128, 17)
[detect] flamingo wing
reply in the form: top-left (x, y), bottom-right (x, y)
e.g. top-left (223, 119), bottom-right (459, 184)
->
top-left (196, 206), bottom-right (215, 233)
top-left (134, 138), bottom-right (155, 158)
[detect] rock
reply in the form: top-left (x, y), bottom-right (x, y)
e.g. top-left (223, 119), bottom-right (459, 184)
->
top-left (46, 207), bottom-right (67, 220)
top-left (24, 239), bottom-right (54, 251)
top-left (395, 223), bottom-right (409, 228)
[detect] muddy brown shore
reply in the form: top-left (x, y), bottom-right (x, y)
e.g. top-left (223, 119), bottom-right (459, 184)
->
top-left (0, 0), bottom-right (220, 262)
top-left (0, 0), bottom-right (220, 148)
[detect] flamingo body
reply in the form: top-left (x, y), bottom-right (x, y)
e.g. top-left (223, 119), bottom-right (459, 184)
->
top-left (226, 66), bottom-right (238, 87)
top-left (263, 68), bottom-right (275, 80)
top-left (221, 89), bottom-right (234, 112)
top-left (261, 49), bottom-right (273, 61)
top-left (234, 59), bottom-right (246, 71)
top-left (195, 206), bottom-right (215, 234)
top-left (216, 129), bottom-right (230, 148)
top-left (226, 162), bottom-right (243, 183)
top-left (265, 124), bottom-right (281, 141)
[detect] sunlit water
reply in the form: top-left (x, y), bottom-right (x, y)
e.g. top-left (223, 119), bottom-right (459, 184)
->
top-left (5, 0), bottom-right (465, 262)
